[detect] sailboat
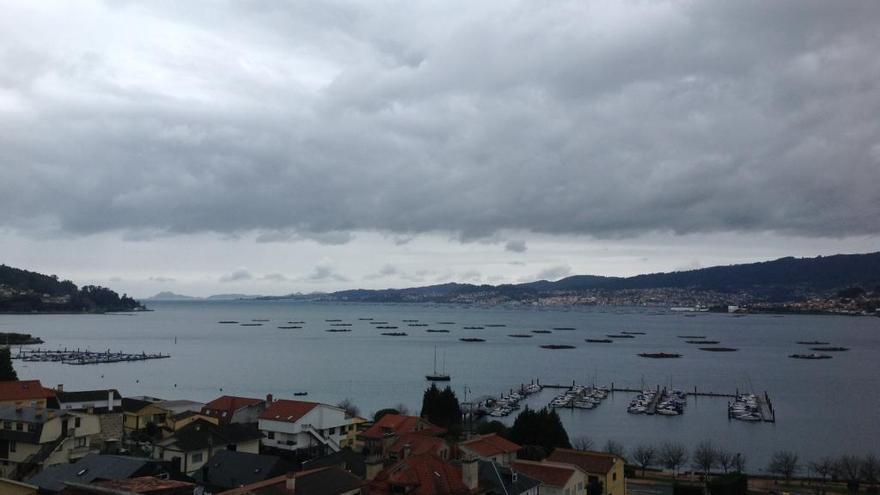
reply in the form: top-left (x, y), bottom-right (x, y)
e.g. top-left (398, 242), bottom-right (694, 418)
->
top-left (426, 346), bottom-right (451, 381)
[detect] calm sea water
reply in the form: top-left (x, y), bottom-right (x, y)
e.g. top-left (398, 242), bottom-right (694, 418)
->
top-left (2, 301), bottom-right (878, 470)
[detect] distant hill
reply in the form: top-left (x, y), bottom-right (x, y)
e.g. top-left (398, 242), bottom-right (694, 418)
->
top-left (266, 252), bottom-right (880, 303)
top-left (205, 293), bottom-right (262, 300)
top-left (0, 264), bottom-right (143, 313)
top-left (147, 291), bottom-right (200, 301)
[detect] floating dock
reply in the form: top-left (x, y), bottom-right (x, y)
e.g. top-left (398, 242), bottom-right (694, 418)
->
top-left (11, 348), bottom-right (170, 365)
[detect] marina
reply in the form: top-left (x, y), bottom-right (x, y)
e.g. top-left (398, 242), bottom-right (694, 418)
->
top-left (11, 348), bottom-right (170, 365)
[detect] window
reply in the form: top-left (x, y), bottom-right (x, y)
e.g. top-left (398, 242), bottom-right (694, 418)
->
top-left (75, 437), bottom-right (87, 448)
top-left (329, 427), bottom-right (335, 435)
top-left (15, 422), bottom-right (23, 431)
top-left (3, 421), bottom-right (10, 430)
top-left (75, 417), bottom-right (81, 428)
top-left (612, 472), bottom-right (617, 481)
top-left (9, 441), bottom-right (16, 453)
top-left (267, 431), bottom-right (275, 440)
top-left (578, 482), bottom-right (584, 492)
top-left (191, 452), bottom-right (203, 463)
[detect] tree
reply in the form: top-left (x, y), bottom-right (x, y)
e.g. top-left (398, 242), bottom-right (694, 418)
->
top-left (476, 420), bottom-right (508, 436)
top-left (692, 440), bottom-right (719, 479)
top-left (717, 449), bottom-right (735, 474)
top-left (860, 454), bottom-right (878, 488)
top-left (373, 408), bottom-right (400, 422)
top-left (395, 403), bottom-right (410, 416)
top-left (508, 407), bottom-right (571, 453)
top-left (768, 451), bottom-right (800, 484)
top-left (337, 398), bottom-right (360, 418)
top-left (632, 444), bottom-right (656, 476)
top-left (836, 454), bottom-right (863, 492)
top-left (0, 347), bottom-right (17, 381)
top-left (603, 439), bottom-right (626, 460)
top-left (810, 457), bottom-right (835, 485)
top-left (660, 441), bottom-right (688, 477)
top-left (420, 384), bottom-right (461, 428)
top-left (573, 436), bottom-right (594, 451)
top-left (732, 453), bottom-right (747, 474)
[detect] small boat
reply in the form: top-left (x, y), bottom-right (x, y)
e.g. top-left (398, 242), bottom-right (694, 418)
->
top-left (325, 328), bottom-right (351, 333)
top-left (686, 340), bottom-right (720, 344)
top-left (585, 338), bottom-right (613, 343)
top-left (460, 338), bottom-right (485, 342)
top-left (240, 323), bottom-right (262, 327)
top-left (508, 334), bottom-right (533, 338)
top-left (218, 321), bottom-right (238, 324)
top-left (789, 353), bottom-right (832, 359)
top-left (277, 326), bottom-right (302, 329)
top-left (606, 334), bottom-right (635, 339)
top-left (810, 346), bottom-right (849, 351)
top-left (797, 340), bottom-right (830, 345)
top-left (426, 346), bottom-right (451, 381)
top-left (553, 327), bottom-right (576, 331)
top-left (699, 347), bottom-right (738, 352)
top-left (426, 329), bottom-right (450, 333)
top-left (381, 332), bottom-right (407, 336)
top-left (638, 352), bottom-right (682, 358)
top-left (540, 344), bottom-right (576, 350)
top-left (532, 330), bottom-right (552, 334)
top-left (293, 392), bottom-right (308, 396)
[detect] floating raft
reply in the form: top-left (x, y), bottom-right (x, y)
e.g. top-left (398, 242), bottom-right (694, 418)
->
top-left (532, 330), bottom-right (552, 334)
top-left (678, 335), bottom-right (705, 339)
top-left (638, 352), bottom-right (682, 359)
top-left (12, 349), bottom-right (170, 365)
top-left (553, 327), bottom-right (576, 331)
top-left (426, 329), bottom-right (450, 333)
top-left (462, 326), bottom-right (484, 330)
top-left (541, 344), bottom-right (576, 350)
top-left (699, 347), bottom-right (738, 352)
top-left (622, 331), bottom-right (645, 335)
top-left (325, 328), bottom-right (351, 333)
top-left (240, 323), bottom-right (262, 327)
top-left (218, 321), bottom-right (238, 324)
top-left (485, 324), bottom-right (506, 327)
top-left (607, 334), bottom-right (635, 339)
top-left (585, 339), bottom-right (613, 343)
top-left (797, 340), bottom-right (829, 345)
top-left (790, 353), bottom-right (832, 360)
top-left (508, 334), bottom-right (533, 338)
top-left (460, 338), bottom-right (486, 342)
top-left (381, 332), bottom-right (408, 336)
top-left (810, 346), bottom-right (849, 352)
top-left (686, 340), bottom-right (720, 344)
top-left (277, 326), bottom-right (302, 329)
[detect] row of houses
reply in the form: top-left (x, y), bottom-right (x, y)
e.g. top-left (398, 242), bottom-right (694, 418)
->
top-left (0, 378), bottom-right (626, 495)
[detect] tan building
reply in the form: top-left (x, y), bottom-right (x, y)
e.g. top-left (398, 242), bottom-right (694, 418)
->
top-left (547, 449), bottom-right (626, 495)
top-left (0, 381), bottom-right (55, 409)
top-left (152, 419), bottom-right (262, 475)
top-left (511, 459), bottom-right (586, 495)
top-left (122, 398), bottom-right (171, 433)
top-left (458, 433), bottom-right (520, 466)
top-left (0, 477), bottom-right (38, 495)
top-left (0, 406), bottom-right (101, 480)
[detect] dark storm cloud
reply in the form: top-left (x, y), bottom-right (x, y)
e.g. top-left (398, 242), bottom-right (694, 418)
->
top-left (2, 1), bottom-right (879, 241)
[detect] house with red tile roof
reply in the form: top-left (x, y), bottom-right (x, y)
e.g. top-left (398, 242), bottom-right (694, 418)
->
top-left (386, 432), bottom-right (450, 462)
top-left (546, 449), bottom-right (626, 495)
top-left (510, 459), bottom-right (587, 495)
top-left (458, 434), bottom-right (520, 466)
top-left (358, 414), bottom-right (445, 460)
top-left (217, 466), bottom-right (364, 495)
top-left (369, 453), bottom-right (473, 495)
top-left (0, 380), bottom-right (55, 408)
top-left (61, 476), bottom-right (195, 495)
top-left (201, 395), bottom-right (268, 424)
top-left (258, 399), bottom-right (351, 456)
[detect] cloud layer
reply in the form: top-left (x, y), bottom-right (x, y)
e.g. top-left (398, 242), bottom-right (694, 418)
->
top-left (2, 1), bottom-right (879, 243)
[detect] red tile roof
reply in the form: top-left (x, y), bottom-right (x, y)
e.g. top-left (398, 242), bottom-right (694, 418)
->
top-left (371, 454), bottom-right (470, 495)
top-left (360, 414), bottom-right (444, 440)
top-left (390, 433), bottom-right (447, 457)
top-left (510, 460), bottom-right (576, 487)
top-left (259, 399), bottom-right (318, 423)
top-left (202, 395), bottom-right (263, 417)
top-left (96, 476), bottom-right (196, 493)
top-left (459, 434), bottom-right (520, 457)
top-left (0, 380), bottom-right (55, 401)
top-left (547, 449), bottom-right (619, 475)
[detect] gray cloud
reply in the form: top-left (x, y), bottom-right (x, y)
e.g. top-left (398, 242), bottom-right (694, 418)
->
top-left (302, 264), bottom-right (348, 282)
top-left (148, 276), bottom-right (177, 283)
top-left (261, 272), bottom-right (291, 283)
top-left (219, 268), bottom-right (253, 282)
top-left (505, 240), bottom-right (528, 253)
top-left (534, 265), bottom-right (572, 281)
top-left (1, 1), bottom-right (879, 243)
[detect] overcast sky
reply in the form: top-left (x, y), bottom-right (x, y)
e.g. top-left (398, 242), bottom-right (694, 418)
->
top-left (2, 1), bottom-right (879, 298)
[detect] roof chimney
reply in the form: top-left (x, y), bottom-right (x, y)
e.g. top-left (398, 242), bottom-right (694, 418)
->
top-left (57, 384), bottom-right (64, 392)
top-left (285, 473), bottom-right (296, 492)
top-left (462, 458), bottom-right (479, 491)
top-left (267, 394), bottom-right (274, 404)
top-left (402, 443), bottom-right (412, 459)
top-left (108, 390), bottom-right (114, 412)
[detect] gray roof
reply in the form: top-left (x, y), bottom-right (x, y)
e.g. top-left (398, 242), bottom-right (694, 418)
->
top-left (194, 449), bottom-right (291, 490)
top-left (56, 389), bottom-right (122, 403)
top-left (302, 449), bottom-right (367, 478)
top-left (296, 466), bottom-right (364, 495)
top-left (26, 454), bottom-right (169, 493)
top-left (479, 461), bottom-right (541, 495)
top-left (157, 420), bottom-right (262, 452)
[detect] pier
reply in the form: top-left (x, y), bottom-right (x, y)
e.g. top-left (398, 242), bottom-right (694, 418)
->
top-left (11, 348), bottom-right (170, 365)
